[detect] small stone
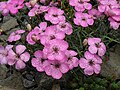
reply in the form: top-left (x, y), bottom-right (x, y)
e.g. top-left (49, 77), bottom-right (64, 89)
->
top-left (101, 44), bottom-right (120, 79)
top-left (0, 18), bottom-right (18, 31)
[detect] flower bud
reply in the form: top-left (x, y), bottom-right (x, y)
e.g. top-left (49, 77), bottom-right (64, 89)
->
top-left (83, 39), bottom-right (88, 46)
top-left (26, 24), bottom-right (32, 31)
top-left (30, 0), bottom-right (38, 7)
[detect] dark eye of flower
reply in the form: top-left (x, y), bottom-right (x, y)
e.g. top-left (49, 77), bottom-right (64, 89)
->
top-left (53, 47), bottom-right (59, 53)
top-left (89, 60), bottom-right (94, 66)
top-left (53, 14), bottom-right (58, 17)
top-left (55, 63), bottom-right (60, 68)
top-left (95, 43), bottom-right (101, 48)
top-left (50, 35), bottom-right (55, 40)
top-left (61, 24), bottom-right (66, 28)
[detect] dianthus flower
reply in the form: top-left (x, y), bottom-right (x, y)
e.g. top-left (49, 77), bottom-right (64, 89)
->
top-left (32, 50), bottom-right (50, 72)
top-left (65, 50), bottom-right (79, 70)
top-left (44, 60), bottom-right (69, 79)
top-left (56, 21), bottom-right (73, 35)
top-left (79, 51), bottom-right (102, 75)
top-left (44, 7), bottom-right (65, 24)
top-left (7, 45), bottom-right (30, 70)
top-left (69, 0), bottom-right (92, 12)
top-left (43, 39), bottom-right (68, 61)
top-left (28, 4), bottom-right (49, 17)
top-left (74, 12), bottom-right (94, 27)
top-left (0, 45), bottom-right (13, 64)
top-left (88, 37), bottom-right (106, 56)
top-left (0, 2), bottom-right (9, 16)
top-left (40, 25), bottom-right (65, 45)
top-left (8, 0), bottom-right (24, 14)
top-left (8, 30), bottom-right (25, 42)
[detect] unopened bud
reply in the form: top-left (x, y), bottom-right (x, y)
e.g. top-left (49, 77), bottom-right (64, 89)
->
top-left (31, 35), bottom-right (38, 42)
top-left (26, 24), bottom-right (32, 31)
top-left (30, 0), bottom-right (38, 7)
top-left (83, 39), bottom-right (88, 46)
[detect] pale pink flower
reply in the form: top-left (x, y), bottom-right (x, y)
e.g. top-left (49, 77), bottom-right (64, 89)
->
top-left (43, 39), bottom-right (68, 61)
top-left (56, 21), bottom-right (73, 35)
top-left (69, 0), bottom-right (92, 12)
top-left (0, 2), bottom-right (9, 16)
top-left (40, 25), bottom-right (65, 45)
top-left (74, 12), bottom-right (94, 27)
top-left (0, 45), bottom-right (13, 64)
top-left (44, 7), bottom-right (65, 24)
top-left (26, 27), bottom-right (40, 45)
top-left (28, 4), bottom-right (49, 17)
top-left (88, 38), bottom-right (106, 56)
top-left (44, 60), bottom-right (69, 79)
top-left (8, 0), bottom-right (24, 14)
top-left (65, 50), bottom-right (79, 70)
top-left (79, 51), bottom-right (102, 75)
top-left (8, 30), bottom-right (25, 42)
top-left (98, 0), bottom-right (119, 13)
top-left (7, 45), bottom-right (30, 70)
top-left (32, 50), bottom-right (49, 72)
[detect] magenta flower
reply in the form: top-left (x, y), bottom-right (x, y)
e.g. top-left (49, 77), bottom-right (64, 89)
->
top-left (0, 45), bottom-right (13, 64)
top-left (44, 7), bottom-right (65, 24)
top-left (43, 39), bottom-right (68, 61)
top-left (28, 4), bottom-right (49, 17)
top-left (8, 30), bottom-right (25, 42)
top-left (65, 50), bottom-right (79, 70)
top-left (79, 51), bottom-right (102, 75)
top-left (7, 45), bottom-right (30, 70)
top-left (56, 21), bottom-right (73, 35)
top-left (88, 37), bottom-right (106, 56)
top-left (40, 25), bottom-right (65, 45)
top-left (32, 50), bottom-right (50, 72)
top-left (44, 60), bottom-right (69, 79)
top-left (74, 12), bottom-right (94, 27)
top-left (8, 0), bottom-right (24, 14)
top-left (0, 2), bottom-right (9, 16)
top-left (69, 0), bottom-right (92, 12)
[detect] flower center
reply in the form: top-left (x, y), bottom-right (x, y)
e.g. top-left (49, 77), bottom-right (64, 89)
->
top-left (89, 60), bottom-right (94, 66)
top-left (52, 14), bottom-right (58, 17)
top-left (95, 43), bottom-right (101, 48)
top-left (53, 46), bottom-right (59, 53)
top-left (55, 63), bottom-right (60, 68)
top-left (61, 24), bottom-right (66, 28)
top-left (31, 34), bottom-right (38, 42)
top-left (50, 35), bottom-right (55, 40)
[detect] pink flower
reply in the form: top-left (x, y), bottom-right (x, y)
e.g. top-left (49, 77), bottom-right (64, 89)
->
top-left (0, 2), bottom-right (9, 16)
top-left (88, 38), bottom-right (106, 56)
top-left (43, 39), bottom-right (68, 61)
top-left (79, 51), bottom-right (102, 75)
top-left (7, 45), bottom-right (30, 70)
top-left (40, 25), bottom-right (65, 45)
top-left (44, 7), bottom-right (65, 24)
top-left (8, 0), bottom-right (24, 14)
top-left (56, 21), bottom-right (73, 35)
top-left (28, 4), bottom-right (49, 17)
top-left (69, 0), bottom-right (92, 12)
top-left (32, 50), bottom-right (50, 72)
top-left (0, 45), bottom-right (13, 64)
top-left (8, 30), bottom-right (25, 42)
top-left (74, 12), bottom-right (94, 27)
top-left (65, 50), bottom-right (79, 70)
top-left (44, 60), bottom-right (69, 79)
top-left (26, 27), bottom-right (40, 45)
top-left (108, 17), bottom-right (120, 30)
top-left (98, 0), bottom-right (119, 13)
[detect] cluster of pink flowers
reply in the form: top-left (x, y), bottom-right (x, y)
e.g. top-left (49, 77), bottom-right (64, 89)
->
top-left (97, 0), bottom-right (120, 30)
top-left (0, 0), bottom-right (108, 79)
top-left (0, 0), bottom-right (24, 15)
top-left (69, 0), bottom-right (120, 29)
top-left (69, 0), bottom-right (102, 27)
top-left (79, 38), bottom-right (106, 75)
